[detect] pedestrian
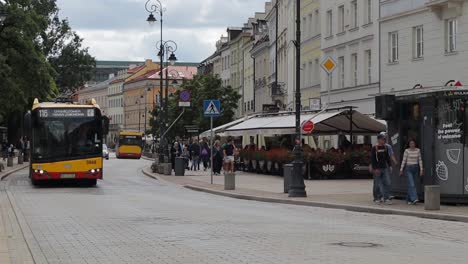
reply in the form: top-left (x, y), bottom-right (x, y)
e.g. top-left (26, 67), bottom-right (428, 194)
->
top-left (200, 140), bottom-right (210, 171)
top-left (372, 132), bottom-right (397, 201)
top-left (1, 141), bottom-right (7, 160)
top-left (190, 141), bottom-right (200, 171)
top-left (400, 139), bottom-right (423, 205)
top-left (8, 144), bottom-right (15, 158)
top-left (223, 137), bottom-right (236, 173)
top-left (212, 140), bottom-right (223, 175)
top-left (181, 145), bottom-right (190, 169)
top-left (370, 134), bottom-right (393, 205)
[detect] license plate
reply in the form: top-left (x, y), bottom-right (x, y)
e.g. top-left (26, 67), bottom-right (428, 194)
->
top-left (61, 173), bottom-right (75, 179)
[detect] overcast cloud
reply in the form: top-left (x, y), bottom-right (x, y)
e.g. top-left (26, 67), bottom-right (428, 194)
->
top-left (56, 0), bottom-right (268, 62)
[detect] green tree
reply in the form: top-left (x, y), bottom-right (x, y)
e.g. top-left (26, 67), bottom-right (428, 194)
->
top-left (160, 74), bottom-right (241, 141)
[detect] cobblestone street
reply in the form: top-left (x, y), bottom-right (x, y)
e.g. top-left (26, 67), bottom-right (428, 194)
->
top-left (1, 155), bottom-right (468, 264)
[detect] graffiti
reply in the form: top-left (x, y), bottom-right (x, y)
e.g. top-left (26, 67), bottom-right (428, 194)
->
top-left (436, 161), bottom-right (449, 181)
top-left (446, 149), bottom-right (461, 164)
top-left (453, 99), bottom-right (464, 110)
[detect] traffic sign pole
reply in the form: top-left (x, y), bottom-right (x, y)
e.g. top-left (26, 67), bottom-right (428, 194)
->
top-left (210, 116), bottom-right (213, 184)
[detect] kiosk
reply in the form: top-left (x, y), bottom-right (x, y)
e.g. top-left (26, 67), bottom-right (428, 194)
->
top-left (376, 87), bottom-right (468, 203)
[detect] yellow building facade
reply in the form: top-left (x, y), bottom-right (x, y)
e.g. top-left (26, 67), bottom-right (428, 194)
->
top-left (300, 0), bottom-right (322, 110)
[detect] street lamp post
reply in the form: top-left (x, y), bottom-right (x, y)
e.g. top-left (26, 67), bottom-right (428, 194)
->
top-left (289, 0), bottom-right (307, 197)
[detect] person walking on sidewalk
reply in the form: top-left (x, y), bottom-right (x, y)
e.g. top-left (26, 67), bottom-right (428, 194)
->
top-left (223, 137), bottom-right (236, 173)
top-left (372, 132), bottom-right (397, 202)
top-left (190, 141), bottom-right (200, 171)
top-left (200, 140), bottom-right (210, 171)
top-left (212, 140), bottom-right (223, 175)
top-left (371, 134), bottom-right (393, 205)
top-left (400, 139), bottom-right (423, 205)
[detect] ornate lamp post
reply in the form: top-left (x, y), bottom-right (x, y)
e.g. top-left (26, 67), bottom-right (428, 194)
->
top-left (289, 0), bottom-right (307, 197)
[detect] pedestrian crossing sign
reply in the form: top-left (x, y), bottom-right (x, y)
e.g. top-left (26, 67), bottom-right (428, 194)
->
top-left (204, 100), bottom-right (221, 117)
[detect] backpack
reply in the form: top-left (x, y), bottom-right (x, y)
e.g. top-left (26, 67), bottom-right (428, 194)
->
top-left (201, 148), bottom-right (208, 156)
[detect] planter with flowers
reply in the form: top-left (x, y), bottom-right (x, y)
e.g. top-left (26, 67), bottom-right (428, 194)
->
top-left (238, 149), bottom-right (252, 171)
top-left (345, 146), bottom-right (372, 179)
top-left (314, 150), bottom-right (346, 179)
top-left (253, 150), bottom-right (267, 173)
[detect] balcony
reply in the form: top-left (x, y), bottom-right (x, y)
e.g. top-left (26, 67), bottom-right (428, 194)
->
top-left (426, 0), bottom-right (464, 18)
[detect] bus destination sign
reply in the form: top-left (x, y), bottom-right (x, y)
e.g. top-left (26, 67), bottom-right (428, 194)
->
top-left (39, 108), bottom-right (95, 118)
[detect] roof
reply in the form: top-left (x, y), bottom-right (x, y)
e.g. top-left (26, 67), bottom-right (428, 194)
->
top-left (125, 65), bottom-right (198, 85)
top-left (224, 110), bottom-right (386, 136)
top-left (96, 60), bottom-right (199, 68)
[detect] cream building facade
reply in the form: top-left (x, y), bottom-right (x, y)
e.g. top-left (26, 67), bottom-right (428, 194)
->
top-left (320, 0), bottom-right (380, 114)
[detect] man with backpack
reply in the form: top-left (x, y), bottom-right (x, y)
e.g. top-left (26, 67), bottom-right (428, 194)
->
top-left (371, 134), bottom-right (393, 205)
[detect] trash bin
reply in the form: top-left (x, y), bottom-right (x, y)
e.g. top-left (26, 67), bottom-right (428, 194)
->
top-left (283, 164), bottom-right (293, 193)
top-left (174, 157), bottom-right (186, 176)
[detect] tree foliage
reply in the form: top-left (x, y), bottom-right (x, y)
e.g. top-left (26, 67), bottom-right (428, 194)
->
top-left (0, 0), bottom-right (95, 124)
top-left (156, 74), bottom-right (241, 141)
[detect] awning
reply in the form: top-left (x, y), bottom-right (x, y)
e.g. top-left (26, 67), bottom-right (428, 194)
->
top-left (224, 110), bottom-right (386, 136)
top-left (199, 116), bottom-right (253, 138)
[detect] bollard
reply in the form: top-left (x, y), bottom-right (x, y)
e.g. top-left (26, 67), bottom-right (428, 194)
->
top-left (424, 185), bottom-right (441, 211)
top-left (283, 164), bottom-right (293, 193)
top-left (224, 172), bottom-right (235, 190)
top-left (18, 153), bottom-right (24, 164)
top-left (0, 162), bottom-right (4, 172)
top-left (7, 157), bottom-right (13, 167)
top-left (162, 163), bottom-right (172, 176)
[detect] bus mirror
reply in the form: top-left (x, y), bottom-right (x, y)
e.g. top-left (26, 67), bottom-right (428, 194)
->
top-left (102, 116), bottom-right (110, 136)
top-left (24, 112), bottom-right (31, 132)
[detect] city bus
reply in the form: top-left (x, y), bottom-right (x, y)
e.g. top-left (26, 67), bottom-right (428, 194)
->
top-left (25, 98), bottom-right (109, 186)
top-left (115, 131), bottom-right (144, 159)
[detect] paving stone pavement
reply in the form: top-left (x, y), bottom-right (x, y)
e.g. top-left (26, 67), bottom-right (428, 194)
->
top-left (1, 154), bottom-right (468, 263)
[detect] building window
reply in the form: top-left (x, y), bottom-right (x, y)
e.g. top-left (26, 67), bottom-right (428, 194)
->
top-left (314, 59), bottom-right (320, 85)
top-left (389, 31), bottom-right (399, 63)
top-left (326, 10), bottom-right (333, 37)
top-left (351, 53), bottom-right (358, 87)
top-left (338, 56), bottom-right (345, 88)
top-left (413, 26), bottom-right (424, 58)
top-left (446, 19), bottom-right (457, 53)
top-left (351, 0), bottom-right (357, 28)
top-left (338, 5), bottom-right (345, 33)
top-left (308, 14), bottom-right (313, 37)
top-left (308, 61), bottom-right (313, 86)
top-left (365, 50), bottom-right (372, 84)
top-left (314, 9), bottom-right (320, 35)
top-left (365, 0), bottom-right (372, 24)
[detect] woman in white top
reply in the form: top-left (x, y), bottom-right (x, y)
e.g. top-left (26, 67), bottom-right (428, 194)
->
top-left (400, 139), bottom-right (424, 205)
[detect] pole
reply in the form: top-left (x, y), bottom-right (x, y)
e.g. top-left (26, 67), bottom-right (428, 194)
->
top-left (327, 72), bottom-right (331, 106)
top-left (275, 1), bottom-right (279, 95)
top-left (158, 10), bottom-right (164, 163)
top-left (289, 0), bottom-right (307, 198)
top-left (210, 116), bottom-right (214, 185)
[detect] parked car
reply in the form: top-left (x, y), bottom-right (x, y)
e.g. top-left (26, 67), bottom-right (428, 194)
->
top-left (103, 144), bottom-right (109, 160)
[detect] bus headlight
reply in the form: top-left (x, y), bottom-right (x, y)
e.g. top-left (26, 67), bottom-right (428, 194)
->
top-left (91, 169), bottom-right (96, 173)
top-left (39, 170), bottom-right (44, 174)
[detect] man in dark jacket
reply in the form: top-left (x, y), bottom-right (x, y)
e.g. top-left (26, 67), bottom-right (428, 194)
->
top-left (371, 134), bottom-right (392, 205)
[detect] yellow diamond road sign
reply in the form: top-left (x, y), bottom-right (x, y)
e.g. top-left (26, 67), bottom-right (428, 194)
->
top-left (321, 56), bottom-right (337, 74)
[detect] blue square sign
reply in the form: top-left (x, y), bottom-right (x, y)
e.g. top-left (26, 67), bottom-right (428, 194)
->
top-left (204, 100), bottom-right (221, 117)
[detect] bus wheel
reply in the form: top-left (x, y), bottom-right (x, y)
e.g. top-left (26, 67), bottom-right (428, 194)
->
top-left (87, 179), bottom-right (97, 187)
top-left (31, 178), bottom-right (39, 186)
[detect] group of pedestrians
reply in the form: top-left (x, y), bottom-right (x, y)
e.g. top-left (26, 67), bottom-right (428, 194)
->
top-left (1, 137), bottom-right (29, 161)
top-left (170, 138), bottom-right (237, 175)
top-left (370, 133), bottom-right (423, 205)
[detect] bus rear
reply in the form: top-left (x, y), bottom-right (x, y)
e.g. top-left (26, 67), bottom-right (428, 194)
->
top-left (116, 131), bottom-right (143, 159)
top-left (27, 99), bottom-right (107, 186)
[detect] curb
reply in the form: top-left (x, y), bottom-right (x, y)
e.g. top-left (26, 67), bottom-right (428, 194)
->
top-left (0, 165), bottom-right (29, 181)
top-left (185, 185), bottom-right (468, 223)
top-left (141, 168), bottom-right (159, 181)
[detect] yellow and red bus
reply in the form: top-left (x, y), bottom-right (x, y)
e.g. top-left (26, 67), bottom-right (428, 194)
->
top-left (115, 131), bottom-right (143, 159)
top-left (25, 98), bottom-right (108, 186)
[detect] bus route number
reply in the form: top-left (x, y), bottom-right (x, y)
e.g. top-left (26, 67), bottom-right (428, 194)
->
top-left (39, 109), bottom-right (48, 118)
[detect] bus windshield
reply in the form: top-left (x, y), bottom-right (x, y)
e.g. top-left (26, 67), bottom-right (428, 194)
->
top-left (32, 113), bottom-right (102, 162)
top-left (119, 135), bottom-right (142, 146)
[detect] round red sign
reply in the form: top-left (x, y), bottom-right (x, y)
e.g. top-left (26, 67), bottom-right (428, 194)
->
top-left (302, 121), bottom-right (315, 134)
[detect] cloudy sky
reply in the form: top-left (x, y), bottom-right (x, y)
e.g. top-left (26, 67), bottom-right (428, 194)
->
top-left (56, 0), bottom-right (267, 63)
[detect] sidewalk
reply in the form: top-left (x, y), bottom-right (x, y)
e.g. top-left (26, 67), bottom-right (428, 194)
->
top-left (0, 160), bottom-right (30, 264)
top-left (143, 167), bottom-right (468, 223)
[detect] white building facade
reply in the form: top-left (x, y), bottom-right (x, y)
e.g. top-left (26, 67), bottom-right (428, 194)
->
top-left (107, 70), bottom-right (127, 145)
top-left (380, 0), bottom-right (468, 92)
top-left (320, 0), bottom-right (380, 114)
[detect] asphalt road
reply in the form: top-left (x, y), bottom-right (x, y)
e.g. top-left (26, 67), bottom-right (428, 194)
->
top-left (1, 154), bottom-right (468, 264)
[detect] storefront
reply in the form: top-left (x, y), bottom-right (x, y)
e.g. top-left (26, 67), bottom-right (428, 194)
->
top-left (377, 87), bottom-right (468, 203)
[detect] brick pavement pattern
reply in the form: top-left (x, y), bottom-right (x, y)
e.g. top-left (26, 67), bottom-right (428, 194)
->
top-left (1, 155), bottom-right (468, 263)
